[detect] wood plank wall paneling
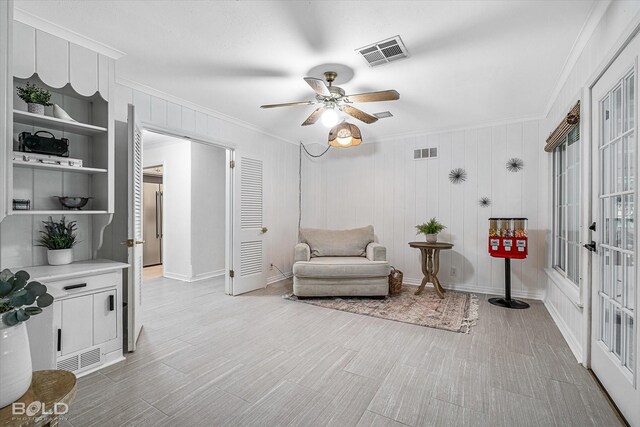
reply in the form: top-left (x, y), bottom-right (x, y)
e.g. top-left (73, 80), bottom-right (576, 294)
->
top-left (301, 119), bottom-right (548, 299)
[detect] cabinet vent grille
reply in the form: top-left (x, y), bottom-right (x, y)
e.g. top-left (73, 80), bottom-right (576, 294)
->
top-left (80, 347), bottom-right (102, 368)
top-left (57, 355), bottom-right (79, 372)
top-left (413, 147), bottom-right (439, 160)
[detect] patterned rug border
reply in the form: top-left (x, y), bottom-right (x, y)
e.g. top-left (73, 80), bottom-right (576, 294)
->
top-left (283, 288), bottom-right (480, 334)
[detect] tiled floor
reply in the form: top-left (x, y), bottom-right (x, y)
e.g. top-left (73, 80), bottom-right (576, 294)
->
top-left (61, 276), bottom-right (623, 426)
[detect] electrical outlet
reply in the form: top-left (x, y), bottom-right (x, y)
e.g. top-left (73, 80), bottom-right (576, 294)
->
top-left (269, 263), bottom-right (274, 271)
top-left (450, 267), bottom-right (457, 277)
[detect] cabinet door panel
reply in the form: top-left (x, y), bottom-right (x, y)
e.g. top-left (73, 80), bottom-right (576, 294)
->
top-left (61, 295), bottom-right (93, 356)
top-left (93, 290), bottom-right (117, 345)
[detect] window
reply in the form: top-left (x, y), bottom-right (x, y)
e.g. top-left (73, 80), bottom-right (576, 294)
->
top-left (553, 126), bottom-right (581, 285)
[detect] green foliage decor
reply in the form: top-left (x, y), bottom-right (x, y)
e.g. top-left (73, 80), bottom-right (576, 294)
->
top-left (416, 218), bottom-right (446, 235)
top-left (37, 216), bottom-right (79, 250)
top-left (16, 82), bottom-right (52, 106)
top-left (0, 269), bottom-right (54, 326)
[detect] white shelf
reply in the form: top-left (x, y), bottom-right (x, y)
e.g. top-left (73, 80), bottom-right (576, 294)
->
top-left (13, 161), bottom-right (107, 174)
top-left (11, 210), bottom-right (109, 215)
top-left (13, 110), bottom-right (107, 136)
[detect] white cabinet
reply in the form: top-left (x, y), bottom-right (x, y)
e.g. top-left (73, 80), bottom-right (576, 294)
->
top-left (25, 261), bottom-right (127, 376)
top-left (93, 289), bottom-right (117, 346)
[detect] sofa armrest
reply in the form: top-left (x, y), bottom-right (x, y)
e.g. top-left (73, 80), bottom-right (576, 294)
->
top-left (366, 243), bottom-right (386, 261)
top-left (294, 243), bottom-right (311, 262)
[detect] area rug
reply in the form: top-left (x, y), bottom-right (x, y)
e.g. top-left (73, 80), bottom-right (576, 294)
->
top-left (284, 285), bottom-right (479, 333)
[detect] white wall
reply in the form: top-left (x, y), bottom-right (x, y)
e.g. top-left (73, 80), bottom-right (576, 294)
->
top-left (302, 119), bottom-right (548, 299)
top-left (190, 142), bottom-right (226, 279)
top-left (542, 1), bottom-right (640, 363)
top-left (144, 139), bottom-right (192, 280)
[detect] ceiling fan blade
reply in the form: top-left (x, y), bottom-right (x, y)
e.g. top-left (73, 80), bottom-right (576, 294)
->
top-left (341, 105), bottom-right (378, 124)
top-left (346, 90), bottom-right (400, 103)
top-left (303, 77), bottom-right (331, 97)
top-left (302, 107), bottom-right (325, 126)
top-left (260, 100), bottom-right (315, 109)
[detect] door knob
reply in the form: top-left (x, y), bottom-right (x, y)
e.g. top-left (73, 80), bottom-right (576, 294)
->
top-left (583, 241), bottom-right (597, 253)
top-left (121, 239), bottom-right (145, 247)
top-left (589, 222), bottom-right (596, 231)
top-left (261, 227), bottom-right (268, 233)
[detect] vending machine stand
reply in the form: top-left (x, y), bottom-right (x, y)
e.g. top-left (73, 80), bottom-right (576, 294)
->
top-left (488, 258), bottom-right (530, 309)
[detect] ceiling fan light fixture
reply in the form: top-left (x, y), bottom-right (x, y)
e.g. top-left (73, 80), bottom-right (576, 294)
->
top-left (329, 121), bottom-right (362, 148)
top-left (321, 108), bottom-right (340, 127)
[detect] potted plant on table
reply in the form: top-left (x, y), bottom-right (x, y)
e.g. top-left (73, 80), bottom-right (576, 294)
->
top-left (416, 218), bottom-right (446, 243)
top-left (0, 269), bottom-right (54, 408)
top-left (37, 217), bottom-right (79, 266)
top-left (16, 82), bottom-right (52, 115)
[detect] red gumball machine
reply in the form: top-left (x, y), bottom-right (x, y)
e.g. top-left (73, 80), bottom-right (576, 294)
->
top-left (488, 218), bottom-right (529, 309)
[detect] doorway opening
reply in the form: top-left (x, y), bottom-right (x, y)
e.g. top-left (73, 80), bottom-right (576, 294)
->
top-left (143, 165), bottom-right (164, 281)
top-left (141, 130), bottom-right (229, 287)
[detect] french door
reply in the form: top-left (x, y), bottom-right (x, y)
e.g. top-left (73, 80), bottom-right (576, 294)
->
top-left (590, 34), bottom-right (639, 425)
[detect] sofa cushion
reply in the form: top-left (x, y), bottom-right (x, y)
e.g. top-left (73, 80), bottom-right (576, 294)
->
top-left (293, 257), bottom-right (390, 278)
top-left (299, 226), bottom-right (374, 257)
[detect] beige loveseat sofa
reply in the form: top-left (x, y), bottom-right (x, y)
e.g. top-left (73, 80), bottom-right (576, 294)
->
top-left (292, 226), bottom-right (390, 297)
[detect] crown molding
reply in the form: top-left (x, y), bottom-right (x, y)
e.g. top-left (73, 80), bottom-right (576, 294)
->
top-left (13, 7), bottom-right (125, 59)
top-left (116, 76), bottom-right (297, 146)
top-left (367, 114), bottom-right (543, 143)
top-left (542, 0), bottom-right (611, 117)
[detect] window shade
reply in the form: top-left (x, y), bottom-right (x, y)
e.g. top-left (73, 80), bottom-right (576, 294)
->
top-left (544, 101), bottom-right (580, 152)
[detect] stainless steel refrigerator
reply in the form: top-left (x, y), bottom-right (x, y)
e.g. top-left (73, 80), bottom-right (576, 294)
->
top-left (143, 179), bottom-right (163, 267)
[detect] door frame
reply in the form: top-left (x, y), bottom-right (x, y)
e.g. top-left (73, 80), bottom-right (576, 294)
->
top-left (137, 122), bottom-right (236, 296)
top-left (583, 11), bottom-right (640, 368)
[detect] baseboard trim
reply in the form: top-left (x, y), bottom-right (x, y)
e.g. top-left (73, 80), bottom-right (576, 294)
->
top-left (267, 271), bottom-right (292, 285)
top-left (402, 277), bottom-right (545, 300)
top-left (163, 272), bottom-right (190, 282)
top-left (189, 269), bottom-right (225, 282)
top-left (544, 297), bottom-right (584, 363)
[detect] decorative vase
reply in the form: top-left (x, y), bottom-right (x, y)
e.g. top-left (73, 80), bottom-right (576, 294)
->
top-left (52, 104), bottom-right (76, 122)
top-left (0, 322), bottom-right (33, 408)
top-left (47, 248), bottom-right (73, 266)
top-left (425, 233), bottom-right (438, 243)
top-left (27, 103), bottom-right (44, 115)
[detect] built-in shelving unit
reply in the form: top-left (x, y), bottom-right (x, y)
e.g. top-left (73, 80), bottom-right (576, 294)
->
top-left (13, 110), bottom-right (107, 136)
top-left (13, 161), bottom-right (107, 174)
top-left (10, 75), bottom-right (112, 215)
top-left (11, 210), bottom-right (109, 215)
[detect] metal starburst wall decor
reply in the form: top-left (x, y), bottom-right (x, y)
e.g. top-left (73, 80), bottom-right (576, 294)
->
top-left (479, 197), bottom-right (491, 208)
top-left (506, 158), bottom-right (524, 172)
top-left (448, 168), bottom-right (467, 184)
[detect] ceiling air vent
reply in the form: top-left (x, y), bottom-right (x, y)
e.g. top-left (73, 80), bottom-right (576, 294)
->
top-left (373, 111), bottom-right (393, 119)
top-left (414, 147), bottom-right (438, 160)
top-left (357, 36), bottom-right (409, 67)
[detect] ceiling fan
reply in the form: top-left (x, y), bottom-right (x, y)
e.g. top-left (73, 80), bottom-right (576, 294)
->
top-left (260, 71), bottom-right (400, 126)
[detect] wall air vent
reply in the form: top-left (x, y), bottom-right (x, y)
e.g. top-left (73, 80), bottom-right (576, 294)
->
top-left (413, 147), bottom-right (439, 160)
top-left (373, 111), bottom-right (394, 119)
top-left (357, 36), bottom-right (409, 67)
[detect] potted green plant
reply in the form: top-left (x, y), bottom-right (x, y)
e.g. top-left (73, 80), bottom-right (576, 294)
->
top-left (16, 82), bottom-right (52, 115)
top-left (416, 218), bottom-right (446, 243)
top-left (37, 216), bottom-right (79, 266)
top-left (0, 269), bottom-right (54, 408)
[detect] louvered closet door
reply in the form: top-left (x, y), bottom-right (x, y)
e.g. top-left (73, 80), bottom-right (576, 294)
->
top-left (126, 104), bottom-right (144, 351)
top-left (232, 156), bottom-right (266, 295)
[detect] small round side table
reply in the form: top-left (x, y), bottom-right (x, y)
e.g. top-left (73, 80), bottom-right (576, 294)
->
top-left (0, 370), bottom-right (77, 427)
top-left (408, 242), bottom-right (454, 298)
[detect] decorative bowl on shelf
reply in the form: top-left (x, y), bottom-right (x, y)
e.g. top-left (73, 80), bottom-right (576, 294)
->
top-left (55, 196), bottom-right (92, 210)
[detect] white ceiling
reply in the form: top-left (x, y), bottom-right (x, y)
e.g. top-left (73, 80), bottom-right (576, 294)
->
top-left (15, 0), bottom-right (598, 143)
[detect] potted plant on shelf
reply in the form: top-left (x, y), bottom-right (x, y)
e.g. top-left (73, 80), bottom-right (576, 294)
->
top-left (37, 217), bottom-right (78, 266)
top-left (16, 82), bottom-right (52, 115)
top-left (416, 218), bottom-right (446, 243)
top-left (0, 269), bottom-right (54, 408)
